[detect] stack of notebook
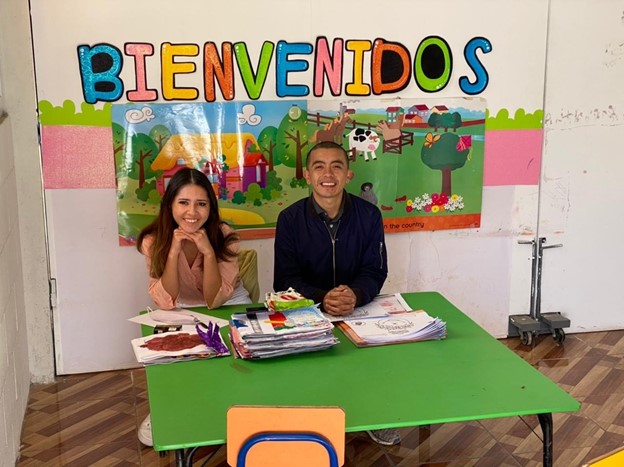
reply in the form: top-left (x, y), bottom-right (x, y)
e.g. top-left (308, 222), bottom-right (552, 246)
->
top-left (337, 309), bottom-right (447, 347)
top-left (229, 306), bottom-right (339, 359)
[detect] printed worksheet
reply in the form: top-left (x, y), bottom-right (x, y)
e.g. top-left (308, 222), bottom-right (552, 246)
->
top-left (323, 293), bottom-right (412, 322)
top-left (341, 310), bottom-right (446, 345)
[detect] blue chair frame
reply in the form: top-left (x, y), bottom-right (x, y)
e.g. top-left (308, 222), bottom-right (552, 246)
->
top-left (236, 432), bottom-right (339, 467)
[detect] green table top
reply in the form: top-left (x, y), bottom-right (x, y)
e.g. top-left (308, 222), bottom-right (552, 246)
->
top-left (144, 292), bottom-right (580, 451)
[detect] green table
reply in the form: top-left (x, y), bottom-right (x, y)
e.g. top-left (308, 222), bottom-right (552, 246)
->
top-left (144, 292), bottom-right (580, 467)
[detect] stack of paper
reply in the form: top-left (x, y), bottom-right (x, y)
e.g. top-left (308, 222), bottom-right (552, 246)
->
top-left (229, 306), bottom-right (339, 359)
top-left (337, 310), bottom-right (447, 347)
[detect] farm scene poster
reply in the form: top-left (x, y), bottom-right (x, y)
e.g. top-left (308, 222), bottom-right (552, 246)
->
top-left (113, 97), bottom-right (485, 244)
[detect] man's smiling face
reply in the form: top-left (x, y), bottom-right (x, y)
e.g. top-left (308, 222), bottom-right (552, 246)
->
top-left (304, 147), bottom-right (353, 203)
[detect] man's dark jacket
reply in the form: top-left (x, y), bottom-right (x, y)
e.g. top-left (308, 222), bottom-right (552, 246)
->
top-left (273, 193), bottom-right (388, 307)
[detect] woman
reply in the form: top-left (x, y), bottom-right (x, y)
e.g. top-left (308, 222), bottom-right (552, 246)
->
top-left (136, 167), bottom-right (250, 447)
top-left (137, 167), bottom-right (250, 310)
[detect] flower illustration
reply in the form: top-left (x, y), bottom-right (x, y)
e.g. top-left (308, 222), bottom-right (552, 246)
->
top-left (406, 192), bottom-right (465, 215)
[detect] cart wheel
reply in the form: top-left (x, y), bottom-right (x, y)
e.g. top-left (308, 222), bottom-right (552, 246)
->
top-left (520, 331), bottom-right (533, 346)
top-left (553, 328), bottom-right (565, 344)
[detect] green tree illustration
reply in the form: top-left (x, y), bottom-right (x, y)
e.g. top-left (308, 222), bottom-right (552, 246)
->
top-left (421, 133), bottom-right (470, 196)
top-left (149, 125), bottom-right (172, 151)
top-left (277, 107), bottom-right (308, 180)
top-left (128, 133), bottom-right (160, 190)
top-left (450, 112), bottom-right (463, 132)
top-left (440, 113), bottom-right (455, 132)
top-left (112, 122), bottom-right (127, 176)
top-left (428, 113), bottom-right (441, 131)
top-left (258, 126), bottom-right (279, 171)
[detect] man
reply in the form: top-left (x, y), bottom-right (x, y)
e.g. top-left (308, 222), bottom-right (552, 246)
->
top-left (274, 140), bottom-right (387, 314)
top-left (274, 141), bottom-right (400, 445)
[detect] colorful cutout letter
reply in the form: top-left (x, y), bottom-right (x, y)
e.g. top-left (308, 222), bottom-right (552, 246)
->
top-left (234, 41), bottom-right (274, 100)
top-left (125, 43), bottom-right (158, 101)
top-left (459, 37), bottom-right (492, 95)
top-left (161, 43), bottom-right (199, 100)
top-left (275, 41), bottom-right (313, 97)
top-left (345, 40), bottom-right (372, 96)
top-left (313, 37), bottom-right (343, 97)
top-left (77, 43), bottom-right (124, 104)
top-left (204, 42), bottom-right (234, 102)
top-left (414, 36), bottom-right (452, 93)
top-left (371, 38), bottom-right (411, 95)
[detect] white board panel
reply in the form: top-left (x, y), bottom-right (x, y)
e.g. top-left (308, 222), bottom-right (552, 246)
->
top-left (539, 0), bottom-right (624, 332)
top-left (46, 189), bottom-right (151, 373)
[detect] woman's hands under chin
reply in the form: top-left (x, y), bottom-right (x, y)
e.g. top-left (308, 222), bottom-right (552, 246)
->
top-left (170, 228), bottom-right (191, 255)
top-left (186, 229), bottom-right (215, 257)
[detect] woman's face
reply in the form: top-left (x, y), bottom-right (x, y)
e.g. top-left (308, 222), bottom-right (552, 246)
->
top-left (171, 184), bottom-right (210, 233)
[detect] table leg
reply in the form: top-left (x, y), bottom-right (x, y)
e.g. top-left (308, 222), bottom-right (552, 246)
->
top-left (174, 445), bottom-right (218, 466)
top-left (175, 449), bottom-right (185, 467)
top-left (537, 413), bottom-right (553, 467)
top-left (185, 447), bottom-right (201, 466)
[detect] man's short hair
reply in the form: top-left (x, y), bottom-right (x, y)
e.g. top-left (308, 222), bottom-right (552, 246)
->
top-left (305, 141), bottom-right (349, 168)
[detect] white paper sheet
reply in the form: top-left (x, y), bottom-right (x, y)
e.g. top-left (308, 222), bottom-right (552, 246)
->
top-left (129, 308), bottom-right (229, 328)
top-left (323, 293), bottom-right (412, 322)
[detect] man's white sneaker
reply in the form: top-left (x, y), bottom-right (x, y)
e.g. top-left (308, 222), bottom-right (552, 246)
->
top-left (138, 414), bottom-right (153, 447)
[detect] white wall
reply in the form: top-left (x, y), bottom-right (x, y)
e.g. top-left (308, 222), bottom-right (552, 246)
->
top-left (0, 0), bottom-right (54, 463)
top-left (0, 0), bottom-right (53, 383)
top-left (0, 116), bottom-right (31, 465)
top-left (539, 0), bottom-right (624, 332)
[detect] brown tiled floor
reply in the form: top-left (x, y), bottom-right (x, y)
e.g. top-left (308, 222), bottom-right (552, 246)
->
top-left (17, 331), bottom-right (624, 466)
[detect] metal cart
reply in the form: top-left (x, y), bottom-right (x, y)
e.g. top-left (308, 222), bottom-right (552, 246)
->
top-left (508, 237), bottom-right (570, 346)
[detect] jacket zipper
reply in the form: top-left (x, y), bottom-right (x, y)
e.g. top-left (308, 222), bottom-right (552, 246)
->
top-left (323, 220), bottom-right (341, 288)
top-left (332, 237), bottom-right (337, 287)
top-left (379, 242), bottom-right (384, 269)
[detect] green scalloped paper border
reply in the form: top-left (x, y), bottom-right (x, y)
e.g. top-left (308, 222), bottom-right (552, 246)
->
top-left (38, 100), bottom-right (112, 126)
top-left (37, 100), bottom-right (544, 131)
top-left (485, 108), bottom-right (543, 130)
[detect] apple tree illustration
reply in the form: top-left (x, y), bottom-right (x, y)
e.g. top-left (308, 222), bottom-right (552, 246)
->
top-left (421, 132), bottom-right (470, 196)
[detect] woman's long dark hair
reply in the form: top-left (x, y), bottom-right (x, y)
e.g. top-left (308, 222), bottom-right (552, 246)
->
top-left (137, 168), bottom-right (238, 278)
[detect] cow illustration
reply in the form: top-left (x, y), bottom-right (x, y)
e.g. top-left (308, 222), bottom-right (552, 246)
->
top-left (347, 128), bottom-right (380, 161)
